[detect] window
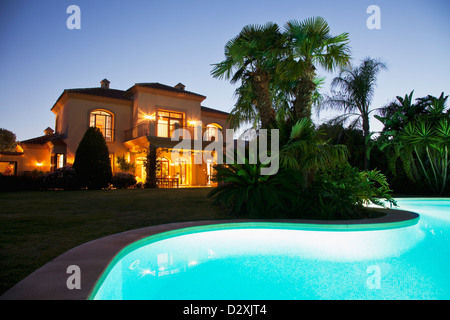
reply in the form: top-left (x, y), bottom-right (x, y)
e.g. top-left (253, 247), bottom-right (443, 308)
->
top-left (56, 154), bottom-right (64, 169)
top-left (204, 123), bottom-right (222, 141)
top-left (0, 161), bottom-right (16, 176)
top-left (156, 111), bottom-right (184, 138)
top-left (90, 110), bottom-right (113, 141)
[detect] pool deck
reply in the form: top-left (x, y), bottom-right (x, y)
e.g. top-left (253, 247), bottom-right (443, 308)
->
top-left (0, 208), bottom-right (419, 300)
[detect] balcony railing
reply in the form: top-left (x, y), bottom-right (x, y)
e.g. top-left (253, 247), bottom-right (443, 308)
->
top-left (124, 122), bottom-right (220, 142)
top-left (124, 123), bottom-right (150, 141)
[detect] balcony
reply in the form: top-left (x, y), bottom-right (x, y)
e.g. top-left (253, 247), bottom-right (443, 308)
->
top-left (124, 122), bottom-right (220, 142)
top-left (124, 123), bottom-right (151, 141)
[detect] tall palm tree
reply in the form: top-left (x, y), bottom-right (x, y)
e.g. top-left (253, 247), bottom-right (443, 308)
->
top-left (321, 57), bottom-right (387, 169)
top-left (282, 17), bottom-right (351, 121)
top-left (211, 22), bottom-right (284, 128)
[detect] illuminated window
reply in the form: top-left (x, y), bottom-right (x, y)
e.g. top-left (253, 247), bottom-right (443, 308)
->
top-left (204, 123), bottom-right (222, 141)
top-left (156, 111), bottom-right (184, 138)
top-left (90, 110), bottom-right (113, 141)
top-left (0, 161), bottom-right (16, 176)
top-left (56, 154), bottom-right (64, 169)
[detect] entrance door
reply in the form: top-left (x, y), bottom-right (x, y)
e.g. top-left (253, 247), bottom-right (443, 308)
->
top-left (174, 158), bottom-right (188, 185)
top-left (136, 157), bottom-right (147, 183)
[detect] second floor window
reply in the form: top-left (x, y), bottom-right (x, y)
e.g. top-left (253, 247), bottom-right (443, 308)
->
top-left (204, 123), bottom-right (222, 141)
top-left (157, 110), bottom-right (184, 138)
top-left (90, 110), bottom-right (113, 141)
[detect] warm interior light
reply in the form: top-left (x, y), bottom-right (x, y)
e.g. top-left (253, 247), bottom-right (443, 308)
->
top-left (143, 113), bottom-right (156, 121)
top-left (36, 162), bottom-right (43, 167)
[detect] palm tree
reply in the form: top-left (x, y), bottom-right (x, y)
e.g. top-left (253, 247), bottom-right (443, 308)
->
top-left (211, 22), bottom-right (284, 129)
top-left (277, 116), bottom-right (348, 187)
top-left (282, 17), bottom-right (351, 121)
top-left (378, 93), bottom-right (450, 194)
top-left (320, 57), bottom-right (387, 169)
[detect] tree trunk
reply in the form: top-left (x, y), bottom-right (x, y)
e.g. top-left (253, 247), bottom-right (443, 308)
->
top-left (145, 144), bottom-right (157, 188)
top-left (362, 114), bottom-right (370, 170)
top-left (251, 72), bottom-right (276, 129)
top-left (293, 64), bottom-right (317, 121)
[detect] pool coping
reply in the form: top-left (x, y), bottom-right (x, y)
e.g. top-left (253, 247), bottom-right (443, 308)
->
top-left (0, 208), bottom-right (419, 300)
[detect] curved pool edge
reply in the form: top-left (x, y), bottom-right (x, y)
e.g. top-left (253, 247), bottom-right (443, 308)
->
top-left (0, 208), bottom-right (419, 300)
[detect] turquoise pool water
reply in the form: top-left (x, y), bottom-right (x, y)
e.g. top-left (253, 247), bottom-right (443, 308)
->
top-left (91, 198), bottom-right (450, 300)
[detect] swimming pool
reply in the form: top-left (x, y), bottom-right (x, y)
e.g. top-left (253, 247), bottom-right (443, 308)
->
top-left (90, 198), bottom-right (450, 300)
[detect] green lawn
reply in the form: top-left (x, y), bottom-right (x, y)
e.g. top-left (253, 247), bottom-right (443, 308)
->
top-left (0, 187), bottom-right (230, 296)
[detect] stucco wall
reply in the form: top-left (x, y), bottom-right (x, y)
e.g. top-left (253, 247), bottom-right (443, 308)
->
top-left (57, 96), bottom-right (132, 165)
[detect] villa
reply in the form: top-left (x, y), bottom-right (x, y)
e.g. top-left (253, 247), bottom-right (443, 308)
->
top-left (0, 79), bottom-right (230, 187)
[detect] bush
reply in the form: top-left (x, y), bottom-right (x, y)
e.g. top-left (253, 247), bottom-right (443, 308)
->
top-left (209, 161), bottom-right (395, 220)
top-left (208, 162), bottom-right (303, 218)
top-left (0, 173), bottom-right (43, 192)
top-left (295, 164), bottom-right (396, 219)
top-left (73, 127), bottom-right (112, 189)
top-left (42, 167), bottom-right (80, 190)
top-left (112, 172), bottom-right (137, 189)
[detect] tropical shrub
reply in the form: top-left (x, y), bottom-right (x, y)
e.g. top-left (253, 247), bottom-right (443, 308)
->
top-left (112, 172), bottom-right (137, 189)
top-left (208, 160), bottom-right (303, 218)
top-left (377, 92), bottom-right (450, 195)
top-left (73, 127), bottom-right (112, 189)
top-left (307, 164), bottom-right (396, 219)
top-left (278, 118), bottom-right (348, 184)
top-left (116, 154), bottom-right (135, 173)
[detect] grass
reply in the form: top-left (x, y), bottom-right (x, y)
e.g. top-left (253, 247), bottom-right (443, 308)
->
top-left (0, 187), bottom-right (231, 296)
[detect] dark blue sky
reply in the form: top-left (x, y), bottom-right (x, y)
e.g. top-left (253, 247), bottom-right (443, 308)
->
top-left (1, 0), bottom-right (449, 140)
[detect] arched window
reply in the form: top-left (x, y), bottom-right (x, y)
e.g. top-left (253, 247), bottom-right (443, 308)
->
top-left (90, 110), bottom-right (113, 141)
top-left (204, 123), bottom-right (222, 141)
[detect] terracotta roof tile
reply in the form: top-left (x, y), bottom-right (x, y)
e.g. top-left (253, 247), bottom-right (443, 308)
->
top-left (133, 82), bottom-right (206, 98)
top-left (20, 133), bottom-right (66, 145)
top-left (65, 88), bottom-right (132, 101)
top-left (201, 106), bottom-right (229, 116)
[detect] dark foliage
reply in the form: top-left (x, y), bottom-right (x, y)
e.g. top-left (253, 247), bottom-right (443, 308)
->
top-left (112, 172), bottom-right (137, 189)
top-left (73, 127), bottom-right (112, 189)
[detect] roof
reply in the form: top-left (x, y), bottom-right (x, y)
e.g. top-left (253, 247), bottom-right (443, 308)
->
top-left (52, 81), bottom-right (207, 111)
top-left (64, 88), bottom-right (132, 101)
top-left (20, 133), bottom-right (66, 145)
top-left (201, 106), bottom-right (230, 116)
top-left (132, 82), bottom-right (206, 99)
top-left (0, 151), bottom-right (23, 156)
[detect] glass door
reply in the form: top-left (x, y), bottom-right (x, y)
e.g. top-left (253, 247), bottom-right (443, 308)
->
top-left (174, 158), bottom-right (188, 185)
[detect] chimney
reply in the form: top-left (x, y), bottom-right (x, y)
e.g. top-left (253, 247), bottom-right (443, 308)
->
top-left (44, 127), bottom-right (54, 136)
top-left (174, 82), bottom-right (185, 91)
top-left (100, 78), bottom-right (110, 89)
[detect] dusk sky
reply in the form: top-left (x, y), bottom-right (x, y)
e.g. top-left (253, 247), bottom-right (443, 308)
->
top-left (1, 0), bottom-right (449, 141)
